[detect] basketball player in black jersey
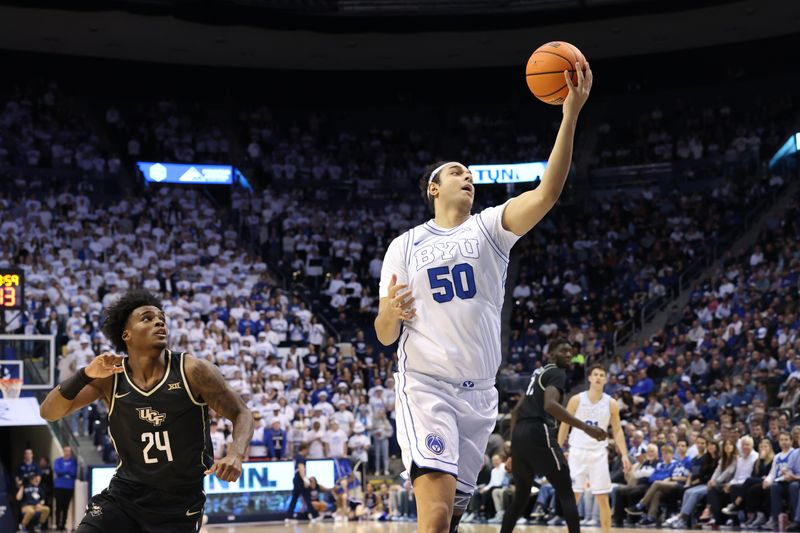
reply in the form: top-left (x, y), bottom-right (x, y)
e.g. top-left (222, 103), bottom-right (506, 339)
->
top-left (499, 338), bottom-right (607, 533)
top-left (40, 290), bottom-right (255, 533)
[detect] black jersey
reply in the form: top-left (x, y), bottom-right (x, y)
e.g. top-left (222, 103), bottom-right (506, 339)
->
top-left (517, 364), bottom-right (567, 431)
top-left (108, 349), bottom-right (212, 491)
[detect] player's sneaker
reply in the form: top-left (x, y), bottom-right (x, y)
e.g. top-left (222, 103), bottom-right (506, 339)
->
top-left (531, 505), bottom-right (546, 518)
top-left (488, 511), bottom-right (504, 524)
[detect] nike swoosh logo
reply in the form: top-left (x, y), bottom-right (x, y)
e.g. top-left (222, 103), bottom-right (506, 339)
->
top-left (186, 509), bottom-right (202, 516)
top-left (114, 392), bottom-right (131, 399)
top-left (413, 240), bottom-right (423, 246)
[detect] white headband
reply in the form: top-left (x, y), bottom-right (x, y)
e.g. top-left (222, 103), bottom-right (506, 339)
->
top-left (429, 162), bottom-right (456, 184)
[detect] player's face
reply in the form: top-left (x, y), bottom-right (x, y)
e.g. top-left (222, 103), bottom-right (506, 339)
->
top-left (589, 369), bottom-right (607, 387)
top-left (553, 344), bottom-right (574, 368)
top-left (123, 306), bottom-right (168, 352)
top-left (429, 163), bottom-right (474, 211)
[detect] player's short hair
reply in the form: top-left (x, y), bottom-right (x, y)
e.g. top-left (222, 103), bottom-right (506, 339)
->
top-left (420, 161), bottom-right (449, 215)
top-left (587, 363), bottom-right (606, 377)
top-left (548, 337), bottom-right (571, 354)
top-left (102, 289), bottom-right (163, 353)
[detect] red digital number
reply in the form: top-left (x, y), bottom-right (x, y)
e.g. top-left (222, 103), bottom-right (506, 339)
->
top-left (1, 287), bottom-right (16, 307)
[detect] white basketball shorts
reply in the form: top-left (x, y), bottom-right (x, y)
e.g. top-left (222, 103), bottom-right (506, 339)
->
top-left (568, 447), bottom-right (612, 494)
top-left (394, 370), bottom-right (498, 495)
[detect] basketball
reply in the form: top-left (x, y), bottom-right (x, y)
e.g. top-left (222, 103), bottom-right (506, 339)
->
top-left (526, 41), bottom-right (587, 105)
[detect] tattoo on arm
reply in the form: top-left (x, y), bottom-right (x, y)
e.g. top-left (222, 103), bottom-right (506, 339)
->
top-left (190, 358), bottom-right (254, 458)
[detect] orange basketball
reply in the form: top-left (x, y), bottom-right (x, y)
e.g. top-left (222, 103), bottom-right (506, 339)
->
top-left (525, 41), bottom-right (587, 105)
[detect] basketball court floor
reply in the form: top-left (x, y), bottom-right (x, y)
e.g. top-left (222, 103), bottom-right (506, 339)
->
top-left (206, 523), bottom-right (665, 532)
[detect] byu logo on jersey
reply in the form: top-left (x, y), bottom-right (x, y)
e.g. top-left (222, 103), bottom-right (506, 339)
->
top-left (137, 407), bottom-right (166, 427)
top-left (425, 433), bottom-right (445, 455)
top-left (414, 239), bottom-right (480, 271)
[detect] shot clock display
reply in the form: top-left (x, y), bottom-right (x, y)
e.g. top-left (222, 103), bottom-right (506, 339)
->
top-left (0, 269), bottom-right (23, 310)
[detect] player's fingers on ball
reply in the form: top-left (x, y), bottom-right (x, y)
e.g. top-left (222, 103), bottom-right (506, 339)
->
top-left (564, 70), bottom-right (575, 89)
top-left (401, 297), bottom-right (415, 309)
top-left (389, 273), bottom-right (397, 287)
top-left (576, 62), bottom-right (584, 84)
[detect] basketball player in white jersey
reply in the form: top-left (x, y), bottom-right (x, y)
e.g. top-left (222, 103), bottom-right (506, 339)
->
top-left (557, 364), bottom-right (631, 533)
top-left (376, 62), bottom-right (593, 533)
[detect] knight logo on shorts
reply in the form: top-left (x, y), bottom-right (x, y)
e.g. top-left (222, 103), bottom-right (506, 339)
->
top-left (89, 503), bottom-right (103, 517)
top-left (425, 433), bottom-right (445, 455)
top-left (137, 407), bottom-right (166, 427)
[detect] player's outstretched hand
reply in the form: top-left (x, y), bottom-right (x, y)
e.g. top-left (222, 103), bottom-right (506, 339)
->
top-left (205, 453), bottom-right (243, 482)
top-left (563, 61), bottom-right (592, 118)
top-left (387, 274), bottom-right (416, 322)
top-left (585, 425), bottom-right (607, 442)
top-left (85, 352), bottom-right (125, 379)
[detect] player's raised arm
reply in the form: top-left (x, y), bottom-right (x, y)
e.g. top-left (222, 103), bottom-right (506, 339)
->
top-left (40, 353), bottom-right (122, 421)
top-left (501, 61), bottom-right (593, 237)
top-left (557, 394), bottom-right (580, 448)
top-left (185, 355), bottom-right (254, 482)
top-left (609, 398), bottom-right (632, 472)
top-left (544, 385), bottom-right (606, 441)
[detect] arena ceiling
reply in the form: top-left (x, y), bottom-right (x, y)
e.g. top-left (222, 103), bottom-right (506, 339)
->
top-left (0, 0), bottom-right (797, 69)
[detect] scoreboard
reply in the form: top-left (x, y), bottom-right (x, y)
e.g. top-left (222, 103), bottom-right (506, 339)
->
top-left (0, 268), bottom-right (23, 310)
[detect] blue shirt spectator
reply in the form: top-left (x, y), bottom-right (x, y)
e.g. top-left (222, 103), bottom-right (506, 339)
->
top-left (53, 448), bottom-right (78, 490)
top-left (265, 421), bottom-right (287, 460)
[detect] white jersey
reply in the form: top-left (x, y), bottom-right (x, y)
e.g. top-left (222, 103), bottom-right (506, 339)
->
top-left (568, 391), bottom-right (612, 451)
top-left (380, 201), bottom-right (520, 382)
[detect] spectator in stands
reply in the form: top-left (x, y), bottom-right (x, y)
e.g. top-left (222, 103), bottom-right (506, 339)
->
top-left (37, 456), bottom-right (53, 525)
top-left (16, 449), bottom-right (40, 488)
top-left (53, 445), bottom-right (78, 532)
top-left (697, 440), bottom-right (739, 523)
top-left (17, 474), bottom-right (50, 532)
top-left (626, 440), bottom-right (691, 524)
top-left (706, 435), bottom-right (758, 526)
top-left (483, 454), bottom-right (511, 524)
top-left (348, 422), bottom-right (370, 467)
top-left (265, 419), bottom-right (287, 460)
top-left (248, 412), bottom-right (268, 460)
top-left (371, 409), bottom-right (393, 476)
top-left (613, 443), bottom-right (659, 526)
top-left (729, 437), bottom-right (775, 528)
top-left (624, 444), bottom-right (677, 525)
top-left (764, 432), bottom-right (800, 530)
top-left (665, 436), bottom-right (718, 529)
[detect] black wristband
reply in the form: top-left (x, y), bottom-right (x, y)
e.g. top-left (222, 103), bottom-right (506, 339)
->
top-left (58, 367), bottom-right (95, 400)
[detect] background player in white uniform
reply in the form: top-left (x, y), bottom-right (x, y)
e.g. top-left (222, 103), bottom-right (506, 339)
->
top-left (375, 62), bottom-right (593, 533)
top-left (558, 364), bottom-right (630, 533)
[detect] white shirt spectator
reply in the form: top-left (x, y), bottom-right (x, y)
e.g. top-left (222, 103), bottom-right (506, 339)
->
top-left (324, 427), bottom-right (349, 458)
top-left (348, 432), bottom-right (371, 463)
